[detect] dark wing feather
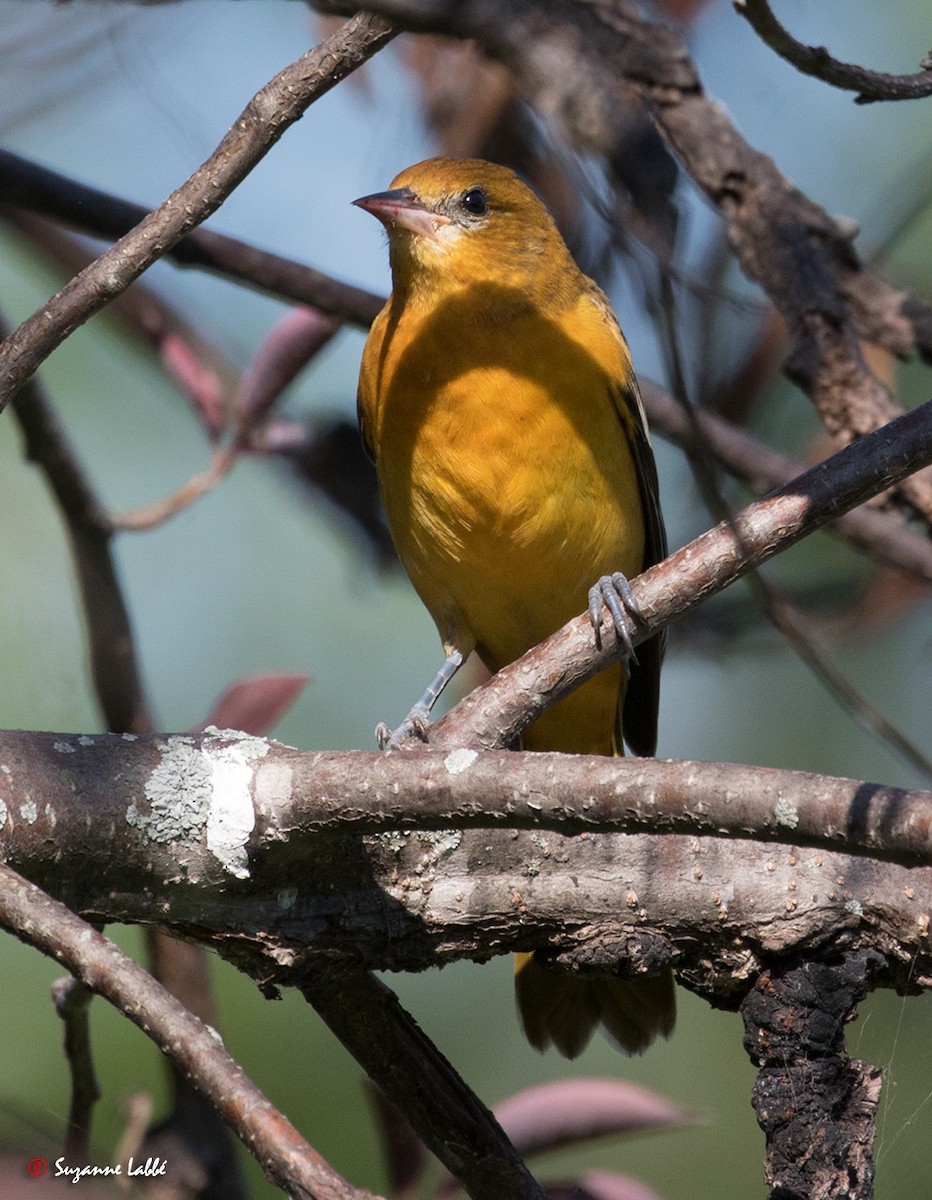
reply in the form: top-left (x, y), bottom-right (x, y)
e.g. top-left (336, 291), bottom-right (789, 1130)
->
top-left (612, 372), bottom-right (667, 758)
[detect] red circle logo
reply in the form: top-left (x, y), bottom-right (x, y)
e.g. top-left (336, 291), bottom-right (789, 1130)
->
top-left (27, 1158), bottom-right (48, 1177)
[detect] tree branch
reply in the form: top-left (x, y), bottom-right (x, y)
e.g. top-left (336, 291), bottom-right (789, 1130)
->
top-left (300, 968), bottom-right (546, 1200)
top-left (639, 379), bottom-right (932, 584)
top-left (2, 729), bottom-right (932, 1017)
top-left (742, 952), bottom-right (883, 1200)
top-left (0, 10), bottom-right (396, 412)
top-left (2, 731), bottom-right (930, 873)
top-left (0, 862), bottom-right (377, 1200)
top-left (51, 977), bottom-right (100, 1163)
top-left (734, 0), bottom-right (932, 104)
top-left (0, 155), bottom-right (384, 324)
top-left (5, 316), bottom-right (154, 733)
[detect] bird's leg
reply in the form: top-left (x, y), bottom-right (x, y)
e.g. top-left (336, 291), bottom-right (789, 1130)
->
top-left (376, 649), bottom-right (464, 750)
top-left (588, 572), bottom-right (642, 676)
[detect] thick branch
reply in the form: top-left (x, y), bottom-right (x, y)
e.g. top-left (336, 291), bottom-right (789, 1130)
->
top-left (0, 10), bottom-right (396, 412)
top-left (2, 733), bottom-right (931, 871)
top-left (300, 968), bottom-right (545, 1200)
top-left (1, 730), bottom-right (931, 1004)
top-left (735, 0), bottom-right (932, 104)
top-left (742, 953), bottom-right (882, 1200)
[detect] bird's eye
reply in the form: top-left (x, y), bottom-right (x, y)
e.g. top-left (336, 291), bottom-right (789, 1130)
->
top-left (460, 187), bottom-right (489, 216)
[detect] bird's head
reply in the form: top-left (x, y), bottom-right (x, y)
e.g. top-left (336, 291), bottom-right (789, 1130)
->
top-left (353, 157), bottom-right (578, 301)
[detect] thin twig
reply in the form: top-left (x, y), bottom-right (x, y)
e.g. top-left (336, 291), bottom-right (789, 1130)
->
top-left (0, 10), bottom-right (396, 412)
top-left (0, 862), bottom-right (377, 1200)
top-left (758, 580), bottom-right (932, 782)
top-left (51, 977), bottom-right (100, 1163)
top-left (734, 0), bottom-right (932, 104)
top-left (112, 445), bottom-right (239, 532)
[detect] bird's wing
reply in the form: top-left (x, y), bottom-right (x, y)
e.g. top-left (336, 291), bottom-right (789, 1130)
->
top-left (615, 371), bottom-right (667, 758)
top-left (585, 286), bottom-right (667, 757)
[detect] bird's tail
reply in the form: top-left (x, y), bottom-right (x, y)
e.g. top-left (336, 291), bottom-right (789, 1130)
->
top-left (514, 951), bottom-right (676, 1059)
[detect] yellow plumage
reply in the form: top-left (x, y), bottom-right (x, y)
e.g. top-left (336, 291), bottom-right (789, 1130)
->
top-left (356, 157), bottom-right (673, 1055)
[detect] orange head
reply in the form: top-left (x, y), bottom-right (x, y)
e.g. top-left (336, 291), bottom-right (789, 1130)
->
top-left (353, 157), bottom-right (581, 303)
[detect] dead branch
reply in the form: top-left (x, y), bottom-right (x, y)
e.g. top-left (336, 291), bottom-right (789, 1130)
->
top-left (734, 0), bottom-right (932, 104)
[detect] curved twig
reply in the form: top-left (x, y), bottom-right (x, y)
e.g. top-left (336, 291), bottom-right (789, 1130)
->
top-left (734, 0), bottom-right (932, 104)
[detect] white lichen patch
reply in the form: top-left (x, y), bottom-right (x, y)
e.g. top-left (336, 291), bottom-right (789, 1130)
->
top-left (130, 732), bottom-right (268, 879)
top-left (129, 736), bottom-right (211, 843)
top-left (78, 735), bottom-right (95, 747)
top-left (205, 734), bottom-right (265, 879)
top-left (53, 740), bottom-right (76, 754)
top-left (19, 800), bottom-right (38, 824)
top-left (444, 748), bottom-right (477, 776)
top-left (773, 798), bottom-right (799, 829)
top-left (0, 797), bottom-right (7, 828)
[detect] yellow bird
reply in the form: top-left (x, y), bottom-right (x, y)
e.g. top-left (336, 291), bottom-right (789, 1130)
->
top-left (354, 157), bottom-right (674, 1057)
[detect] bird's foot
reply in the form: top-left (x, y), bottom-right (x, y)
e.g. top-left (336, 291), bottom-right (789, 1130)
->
top-left (376, 704), bottom-right (432, 751)
top-left (588, 572), bottom-right (643, 675)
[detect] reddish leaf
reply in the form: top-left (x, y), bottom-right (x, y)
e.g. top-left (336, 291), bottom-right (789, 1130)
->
top-left (548, 1170), bottom-right (667, 1200)
top-left (236, 306), bottom-right (338, 432)
top-left (193, 673), bottom-right (309, 736)
top-left (493, 1079), bottom-right (695, 1158)
top-left (367, 1083), bottom-right (429, 1199)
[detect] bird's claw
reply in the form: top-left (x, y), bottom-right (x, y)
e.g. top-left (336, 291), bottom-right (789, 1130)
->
top-left (375, 706), bottom-right (432, 751)
top-left (588, 572), bottom-right (642, 675)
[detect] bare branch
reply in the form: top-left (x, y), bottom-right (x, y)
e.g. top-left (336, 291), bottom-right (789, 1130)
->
top-left (0, 862), bottom-right (377, 1200)
top-left (1, 731), bottom-right (930, 1020)
top-left (639, 380), bottom-right (932, 585)
top-left (0, 153), bottom-right (384, 324)
top-left (5, 318), bottom-right (154, 733)
top-left (51, 977), bottom-right (100, 1163)
top-left (742, 953), bottom-right (882, 1200)
top-left (301, 968), bottom-right (546, 1200)
top-left (2, 727), bottom-right (931, 876)
top-left (0, 10), bottom-right (396, 412)
top-left (734, 0), bottom-right (932, 104)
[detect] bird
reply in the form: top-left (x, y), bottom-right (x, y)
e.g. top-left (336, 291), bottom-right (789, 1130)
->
top-left (354, 157), bottom-right (674, 1058)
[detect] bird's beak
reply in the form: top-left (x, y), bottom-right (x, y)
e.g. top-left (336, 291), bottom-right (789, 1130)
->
top-left (353, 188), bottom-right (450, 242)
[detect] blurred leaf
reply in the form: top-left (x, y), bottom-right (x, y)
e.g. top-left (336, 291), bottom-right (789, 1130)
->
top-left (193, 673), bottom-right (310, 736)
top-left (547, 1168), bottom-right (667, 1200)
top-left (367, 1083), bottom-right (429, 1199)
top-left (493, 1078), bottom-right (695, 1158)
